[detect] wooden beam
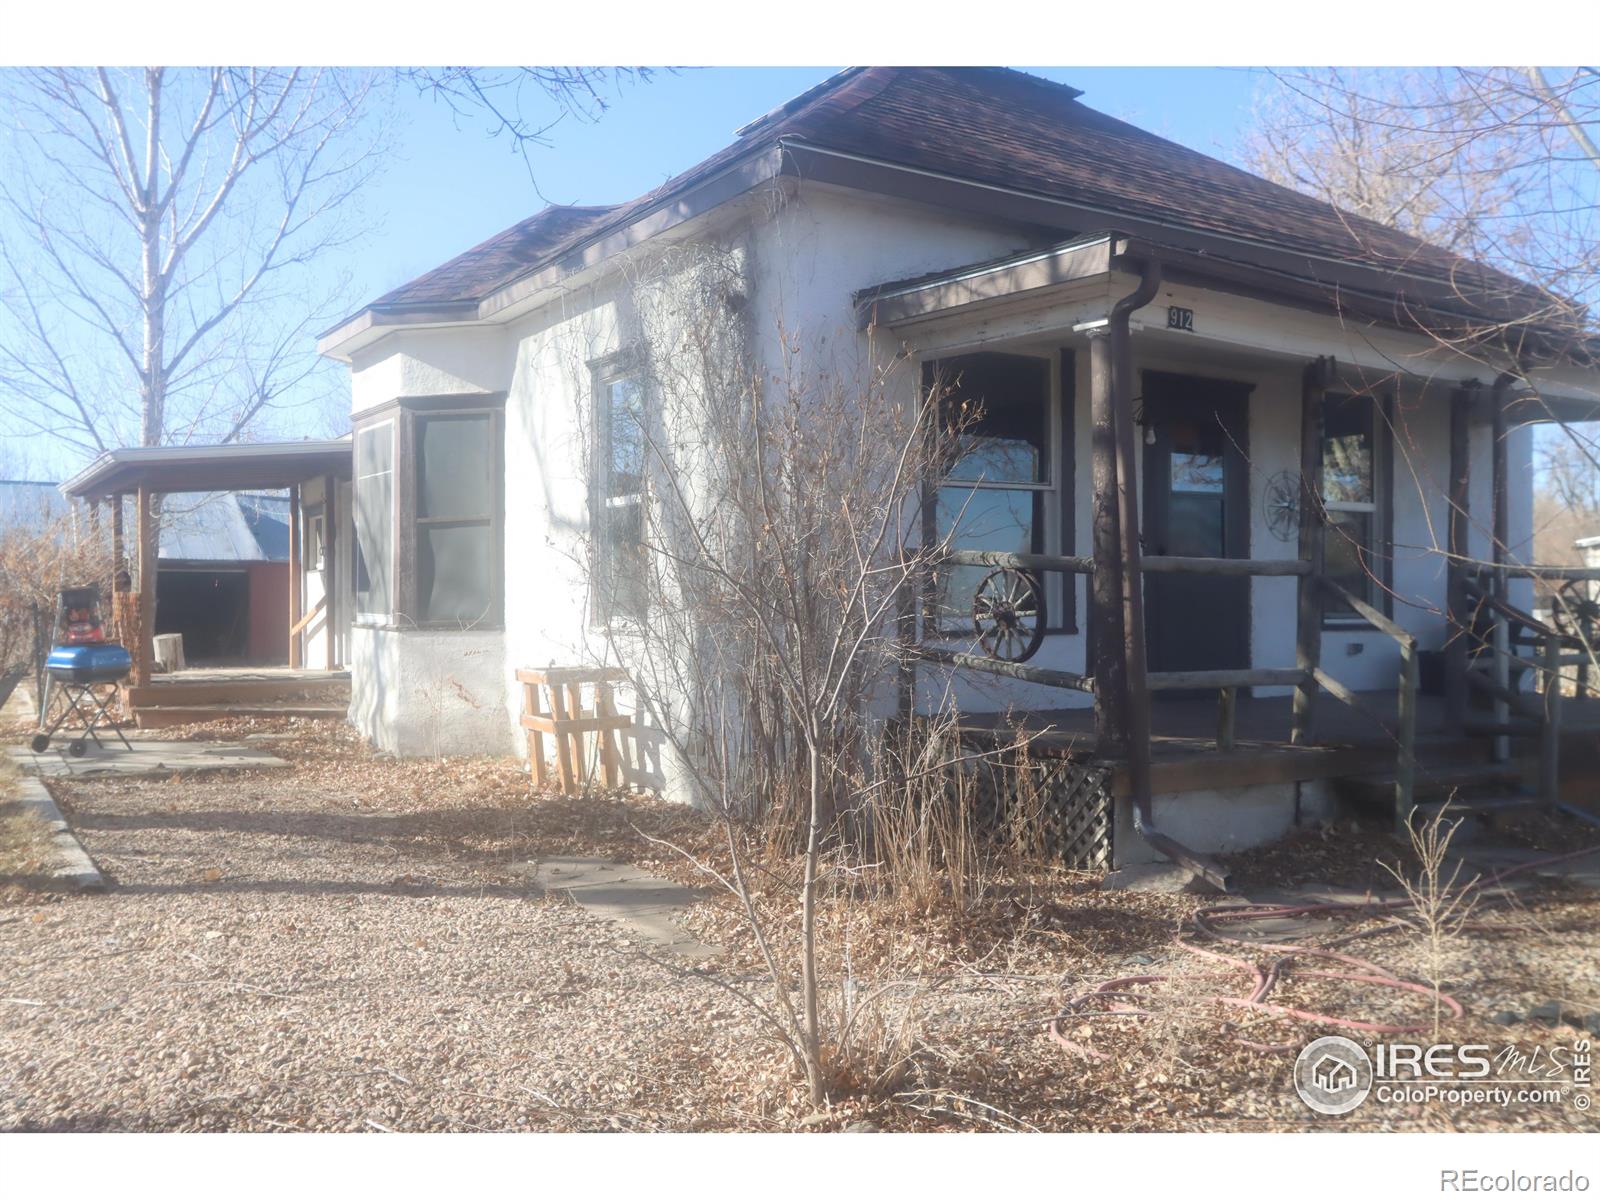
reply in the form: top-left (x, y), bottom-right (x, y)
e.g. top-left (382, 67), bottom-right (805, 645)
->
top-left (1318, 576), bottom-right (1414, 645)
top-left (1291, 357), bottom-right (1330, 744)
top-left (287, 485), bottom-right (302, 670)
top-left (289, 595), bottom-right (327, 638)
top-left (110, 496), bottom-right (125, 590)
top-left (1491, 374), bottom-right (1511, 580)
top-left (1147, 667), bottom-right (1307, 691)
top-left (916, 646), bottom-right (1093, 692)
top-left (1110, 284), bottom-right (1157, 826)
top-left (1395, 640), bottom-right (1418, 830)
top-left (1144, 555), bottom-right (1311, 577)
top-left (133, 486), bottom-right (156, 686)
top-left (942, 549), bottom-right (1094, 574)
top-left (1216, 687), bottom-right (1237, 753)
top-left (1086, 326), bottom-right (1128, 755)
top-left (1541, 632), bottom-right (1563, 806)
top-left (1446, 383), bottom-right (1474, 728)
top-left (324, 474), bottom-right (337, 671)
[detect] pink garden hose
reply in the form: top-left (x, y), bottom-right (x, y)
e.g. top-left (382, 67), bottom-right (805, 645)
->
top-left (1049, 842), bottom-right (1600, 1058)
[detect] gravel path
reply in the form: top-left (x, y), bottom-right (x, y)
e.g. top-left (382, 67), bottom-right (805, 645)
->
top-left (0, 765), bottom-right (773, 1132)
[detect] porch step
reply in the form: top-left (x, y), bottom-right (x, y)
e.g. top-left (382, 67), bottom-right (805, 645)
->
top-left (1411, 792), bottom-right (1542, 819)
top-left (126, 678), bottom-right (350, 707)
top-left (1337, 760), bottom-right (1524, 806)
top-left (132, 703), bottom-right (348, 729)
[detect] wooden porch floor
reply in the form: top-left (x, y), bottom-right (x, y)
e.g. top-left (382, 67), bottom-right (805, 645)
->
top-left (125, 666), bottom-right (350, 728)
top-left (957, 692), bottom-right (1600, 796)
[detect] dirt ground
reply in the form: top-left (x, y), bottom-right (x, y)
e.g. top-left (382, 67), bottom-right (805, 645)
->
top-left (2, 716), bottom-right (1597, 1132)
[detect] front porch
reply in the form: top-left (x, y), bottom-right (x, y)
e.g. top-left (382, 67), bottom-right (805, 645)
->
top-left (865, 231), bottom-right (1600, 884)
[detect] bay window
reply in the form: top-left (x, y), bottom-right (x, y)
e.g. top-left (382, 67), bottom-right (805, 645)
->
top-left (351, 396), bottom-right (505, 629)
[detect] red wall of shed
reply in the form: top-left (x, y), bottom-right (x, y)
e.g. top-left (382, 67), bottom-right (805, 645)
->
top-left (247, 561), bottom-right (289, 664)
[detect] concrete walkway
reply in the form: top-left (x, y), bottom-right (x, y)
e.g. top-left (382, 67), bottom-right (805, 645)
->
top-left (529, 857), bottom-right (718, 960)
top-left (1459, 846), bottom-right (1600, 890)
top-left (6, 739), bottom-right (288, 780)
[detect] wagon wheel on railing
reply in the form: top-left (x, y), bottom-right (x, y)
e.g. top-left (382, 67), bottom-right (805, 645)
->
top-left (1550, 577), bottom-right (1600, 638)
top-left (972, 567), bottom-right (1046, 663)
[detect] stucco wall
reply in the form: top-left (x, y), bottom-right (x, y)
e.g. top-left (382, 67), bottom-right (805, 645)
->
top-left (348, 624), bottom-right (511, 757)
top-left (339, 179), bottom-right (1540, 781)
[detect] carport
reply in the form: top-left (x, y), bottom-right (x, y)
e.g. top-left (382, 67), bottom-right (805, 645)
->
top-left (60, 440), bottom-right (353, 723)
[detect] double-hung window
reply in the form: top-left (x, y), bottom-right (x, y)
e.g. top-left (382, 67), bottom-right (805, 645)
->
top-left (414, 411), bottom-right (501, 625)
top-left (926, 353), bottom-right (1054, 629)
top-left (592, 362), bottom-right (649, 626)
top-left (1322, 393), bottom-right (1389, 622)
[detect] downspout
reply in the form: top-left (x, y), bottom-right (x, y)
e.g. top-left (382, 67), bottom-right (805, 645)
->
top-left (1107, 253), bottom-right (1233, 892)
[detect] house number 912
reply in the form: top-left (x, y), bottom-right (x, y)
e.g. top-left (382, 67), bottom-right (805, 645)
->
top-left (1167, 306), bottom-right (1195, 331)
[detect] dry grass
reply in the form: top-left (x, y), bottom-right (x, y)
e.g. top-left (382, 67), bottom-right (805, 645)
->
top-left (3, 717), bottom-right (1597, 1131)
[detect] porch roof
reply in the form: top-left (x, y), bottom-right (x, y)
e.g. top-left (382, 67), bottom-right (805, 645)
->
top-left (856, 230), bottom-right (1595, 355)
top-left (60, 439), bottom-right (352, 500)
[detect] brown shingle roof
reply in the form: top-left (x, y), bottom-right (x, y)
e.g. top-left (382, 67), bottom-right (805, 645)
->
top-left (360, 67), bottom-right (1544, 320)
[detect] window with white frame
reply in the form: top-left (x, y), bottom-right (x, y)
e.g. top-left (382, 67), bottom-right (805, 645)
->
top-left (592, 364), bottom-right (649, 625)
top-left (1322, 393), bottom-right (1389, 622)
top-left (927, 353), bottom-right (1054, 628)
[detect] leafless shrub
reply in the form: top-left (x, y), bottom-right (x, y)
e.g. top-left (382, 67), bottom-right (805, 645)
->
top-left (1382, 801), bottom-right (1481, 1039)
top-left (0, 511), bottom-right (110, 680)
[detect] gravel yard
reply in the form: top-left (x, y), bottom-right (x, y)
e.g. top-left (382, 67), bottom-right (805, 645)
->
top-left (3, 718), bottom-right (1598, 1133)
top-left (0, 730), bottom-right (780, 1132)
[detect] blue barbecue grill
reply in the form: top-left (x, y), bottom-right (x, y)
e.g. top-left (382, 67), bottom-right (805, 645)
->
top-left (31, 586), bottom-right (133, 757)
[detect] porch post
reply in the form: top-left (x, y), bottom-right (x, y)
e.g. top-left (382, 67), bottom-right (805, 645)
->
top-left (1445, 383), bottom-right (1475, 729)
top-left (132, 486), bottom-right (156, 686)
top-left (323, 473), bottom-right (337, 671)
top-left (288, 484), bottom-right (302, 670)
top-left (1086, 326), bottom-right (1128, 755)
top-left (110, 496), bottom-right (125, 588)
top-left (1491, 373), bottom-right (1512, 582)
top-left (1109, 289), bottom-right (1154, 809)
top-left (1290, 357), bottom-right (1331, 745)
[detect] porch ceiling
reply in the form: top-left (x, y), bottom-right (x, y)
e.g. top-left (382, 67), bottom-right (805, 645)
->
top-left (60, 439), bottom-right (352, 500)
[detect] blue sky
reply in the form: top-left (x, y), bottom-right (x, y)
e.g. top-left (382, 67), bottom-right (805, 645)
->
top-left (363, 67), bottom-right (1266, 309)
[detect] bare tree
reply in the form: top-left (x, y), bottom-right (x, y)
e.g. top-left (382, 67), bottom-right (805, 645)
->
top-left (403, 68), bottom-right (656, 186)
top-left (0, 68), bottom-right (391, 461)
top-left (1245, 67), bottom-right (1600, 681)
top-left (548, 242), bottom-right (1009, 1106)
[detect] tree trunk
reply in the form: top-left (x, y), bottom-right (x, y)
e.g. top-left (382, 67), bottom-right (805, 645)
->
top-left (800, 736), bottom-right (825, 1104)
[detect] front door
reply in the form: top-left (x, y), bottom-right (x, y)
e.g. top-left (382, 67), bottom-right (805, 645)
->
top-left (1141, 371), bottom-right (1252, 678)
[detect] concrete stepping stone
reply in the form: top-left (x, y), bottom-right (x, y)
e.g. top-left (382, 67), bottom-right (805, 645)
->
top-left (6, 739), bottom-right (288, 779)
top-left (529, 856), bottom-right (719, 959)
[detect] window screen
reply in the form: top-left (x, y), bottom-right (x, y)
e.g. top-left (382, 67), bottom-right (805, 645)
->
top-left (354, 422), bottom-right (394, 619)
top-left (415, 413), bottom-right (496, 624)
top-left (595, 375), bottom-right (649, 623)
top-left (1322, 394), bottom-right (1384, 620)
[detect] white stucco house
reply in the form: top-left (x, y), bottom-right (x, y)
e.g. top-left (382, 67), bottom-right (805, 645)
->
top-left (315, 67), bottom-right (1600, 872)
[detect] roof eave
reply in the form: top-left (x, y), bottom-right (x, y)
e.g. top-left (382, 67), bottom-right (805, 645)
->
top-left (319, 142), bottom-right (791, 361)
